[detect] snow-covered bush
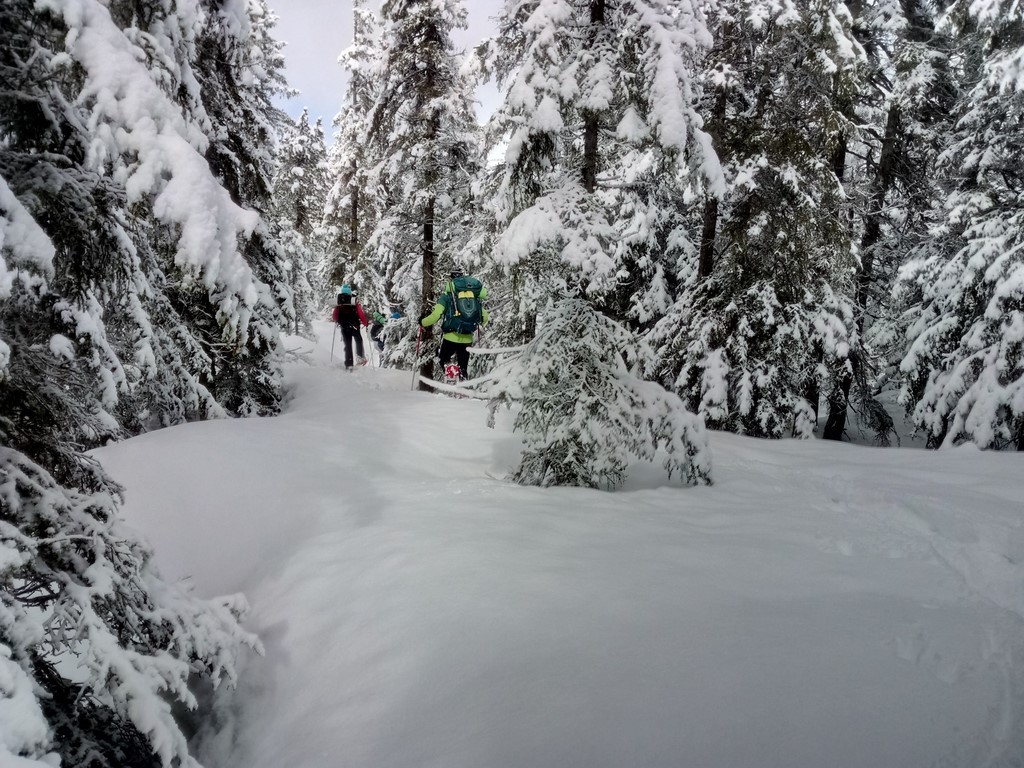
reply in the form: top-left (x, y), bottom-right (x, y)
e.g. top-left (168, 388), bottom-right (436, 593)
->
top-left (484, 299), bottom-right (712, 489)
top-left (1, 447), bottom-right (259, 768)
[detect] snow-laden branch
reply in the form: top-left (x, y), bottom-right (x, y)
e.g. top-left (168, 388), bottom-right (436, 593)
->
top-left (37, 0), bottom-right (262, 345)
top-left (0, 445), bottom-right (261, 768)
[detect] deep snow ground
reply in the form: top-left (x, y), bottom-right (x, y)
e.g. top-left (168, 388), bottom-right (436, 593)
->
top-left (96, 322), bottom-right (1024, 768)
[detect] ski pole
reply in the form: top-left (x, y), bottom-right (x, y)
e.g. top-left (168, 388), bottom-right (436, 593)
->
top-left (330, 323), bottom-right (337, 363)
top-left (363, 326), bottom-right (374, 369)
top-left (411, 324), bottom-right (423, 391)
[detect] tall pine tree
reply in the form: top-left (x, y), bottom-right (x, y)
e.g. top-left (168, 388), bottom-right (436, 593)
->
top-left (819, 0), bottom-right (956, 443)
top-left (365, 0), bottom-right (480, 384)
top-left (191, 0), bottom-right (291, 415)
top-left (471, 0), bottom-right (717, 484)
top-left (1, 1), bottom-right (287, 763)
top-left (478, 0), bottom-right (722, 340)
top-left (898, 0), bottom-right (1024, 449)
top-left (325, 0), bottom-right (381, 301)
top-left (652, 0), bottom-right (864, 439)
top-left (272, 110), bottom-right (329, 336)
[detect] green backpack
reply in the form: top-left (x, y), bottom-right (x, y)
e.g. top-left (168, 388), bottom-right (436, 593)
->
top-left (442, 276), bottom-right (483, 335)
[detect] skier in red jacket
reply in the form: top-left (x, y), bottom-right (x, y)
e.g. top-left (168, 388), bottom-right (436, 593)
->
top-left (332, 284), bottom-right (369, 369)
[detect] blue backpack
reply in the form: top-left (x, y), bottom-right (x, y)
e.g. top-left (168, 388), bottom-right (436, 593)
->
top-left (442, 276), bottom-right (483, 335)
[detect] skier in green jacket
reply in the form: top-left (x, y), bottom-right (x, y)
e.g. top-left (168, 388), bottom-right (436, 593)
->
top-left (420, 267), bottom-right (488, 381)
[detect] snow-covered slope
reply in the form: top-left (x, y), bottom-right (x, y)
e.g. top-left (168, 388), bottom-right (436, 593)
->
top-left (95, 321), bottom-right (1024, 768)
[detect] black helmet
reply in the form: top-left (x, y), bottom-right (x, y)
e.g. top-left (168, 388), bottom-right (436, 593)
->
top-left (450, 262), bottom-right (466, 279)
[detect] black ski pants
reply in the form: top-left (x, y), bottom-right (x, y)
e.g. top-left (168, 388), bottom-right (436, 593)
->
top-left (340, 324), bottom-right (364, 368)
top-left (438, 338), bottom-right (470, 380)
top-left (370, 322), bottom-right (385, 352)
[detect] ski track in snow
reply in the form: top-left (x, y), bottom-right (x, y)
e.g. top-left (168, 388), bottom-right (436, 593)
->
top-left (96, 321), bottom-right (1024, 768)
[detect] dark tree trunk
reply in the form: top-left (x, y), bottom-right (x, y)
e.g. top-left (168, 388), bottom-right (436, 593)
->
top-left (821, 126), bottom-right (850, 439)
top-left (822, 373), bottom-right (852, 439)
top-left (699, 197), bottom-right (718, 280)
top-left (699, 87), bottom-right (727, 280)
top-left (926, 420), bottom-right (948, 450)
top-left (349, 183), bottom-right (359, 263)
top-left (343, 61), bottom-right (363, 283)
top-left (824, 105), bottom-right (900, 440)
top-left (806, 378), bottom-right (820, 424)
top-left (523, 311), bottom-right (537, 341)
top-left (292, 195), bottom-right (307, 334)
top-left (416, 27), bottom-right (440, 391)
top-left (856, 105), bottom-right (900, 319)
top-left (581, 0), bottom-right (605, 194)
top-left (583, 116), bottom-right (599, 193)
top-left (418, 196), bottom-right (436, 388)
top-left (418, 40), bottom-right (440, 389)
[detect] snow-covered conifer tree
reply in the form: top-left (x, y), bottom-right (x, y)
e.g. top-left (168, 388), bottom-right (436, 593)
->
top-left (478, 0), bottom-right (722, 345)
top-left (3, 0), bottom-right (212, 431)
top-left (809, 0), bottom-right (955, 443)
top-left (898, 0), bottom-right (1024, 449)
top-left (483, 299), bottom-right (711, 488)
top-left (325, 0), bottom-right (381, 299)
top-left (191, 0), bottom-right (292, 414)
top-left (1, 1), bottom-right (281, 763)
top-left (466, 0), bottom-right (717, 479)
top-left (0, 169), bottom-right (258, 768)
top-left (651, 0), bottom-right (864, 439)
top-left (1, 0), bottom-right (291, 426)
top-left (273, 110), bottom-right (330, 336)
top-left (365, 0), bottom-right (481, 382)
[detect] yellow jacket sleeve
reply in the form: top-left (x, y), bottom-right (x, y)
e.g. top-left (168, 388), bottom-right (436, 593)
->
top-left (421, 302), bottom-right (445, 328)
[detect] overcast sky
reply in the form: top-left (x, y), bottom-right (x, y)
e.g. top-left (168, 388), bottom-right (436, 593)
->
top-left (268, 1), bottom-right (502, 131)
